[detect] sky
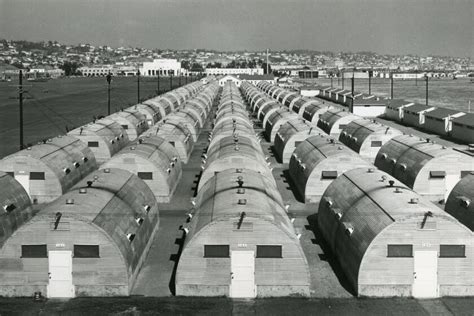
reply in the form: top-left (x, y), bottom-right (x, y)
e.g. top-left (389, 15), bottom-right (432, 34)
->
top-left (0, 0), bottom-right (472, 57)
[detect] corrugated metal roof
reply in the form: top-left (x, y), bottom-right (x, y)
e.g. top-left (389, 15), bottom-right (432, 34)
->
top-left (425, 108), bottom-right (464, 119)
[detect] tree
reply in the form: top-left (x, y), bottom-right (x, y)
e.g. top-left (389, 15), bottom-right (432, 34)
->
top-left (191, 62), bottom-right (204, 72)
top-left (181, 60), bottom-right (190, 70)
top-left (261, 62), bottom-right (272, 74)
top-left (60, 61), bottom-right (81, 76)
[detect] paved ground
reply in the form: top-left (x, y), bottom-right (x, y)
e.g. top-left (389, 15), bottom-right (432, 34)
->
top-left (2, 296), bottom-right (473, 315)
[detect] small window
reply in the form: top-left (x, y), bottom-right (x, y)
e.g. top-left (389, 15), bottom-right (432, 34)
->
top-left (74, 245), bottom-right (100, 258)
top-left (322, 171), bottom-right (338, 179)
top-left (121, 125), bottom-right (129, 130)
top-left (461, 171), bottom-right (472, 178)
top-left (294, 141), bottom-right (302, 147)
top-left (430, 171), bottom-right (446, 178)
top-left (339, 124), bottom-right (347, 130)
top-left (21, 245), bottom-right (47, 258)
top-left (257, 245), bottom-right (282, 258)
top-left (169, 141), bottom-right (175, 147)
top-left (6, 171), bottom-right (14, 177)
top-left (30, 172), bottom-right (45, 180)
top-left (87, 141), bottom-right (99, 147)
top-left (137, 172), bottom-right (153, 180)
top-left (387, 244), bottom-right (413, 257)
top-left (204, 245), bottom-right (229, 258)
top-left (439, 245), bottom-right (465, 258)
top-left (371, 141), bottom-right (383, 147)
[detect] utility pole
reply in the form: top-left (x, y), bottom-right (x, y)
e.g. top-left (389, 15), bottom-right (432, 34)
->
top-left (185, 74), bottom-right (188, 84)
top-left (137, 69), bottom-right (140, 104)
top-left (266, 49), bottom-right (269, 74)
top-left (425, 75), bottom-right (429, 106)
top-left (330, 76), bottom-right (333, 88)
top-left (157, 72), bottom-right (160, 95)
top-left (351, 75), bottom-right (355, 96)
top-left (19, 70), bottom-right (24, 149)
top-left (179, 73), bottom-right (182, 87)
top-left (342, 71), bottom-right (345, 89)
top-left (368, 70), bottom-right (372, 95)
top-left (169, 73), bottom-right (173, 91)
top-left (390, 72), bottom-right (394, 99)
top-left (106, 72), bottom-right (112, 115)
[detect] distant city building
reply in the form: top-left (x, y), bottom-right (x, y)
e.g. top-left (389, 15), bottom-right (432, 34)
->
top-left (78, 65), bottom-right (114, 77)
top-left (140, 59), bottom-right (185, 76)
top-left (238, 74), bottom-right (276, 85)
top-left (298, 69), bottom-right (327, 79)
top-left (205, 68), bottom-right (264, 76)
top-left (218, 75), bottom-right (242, 87)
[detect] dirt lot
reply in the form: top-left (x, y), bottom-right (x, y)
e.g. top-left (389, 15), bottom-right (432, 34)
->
top-left (0, 76), bottom-right (194, 158)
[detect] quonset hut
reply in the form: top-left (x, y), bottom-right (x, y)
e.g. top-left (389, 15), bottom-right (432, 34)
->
top-left (445, 173), bottom-right (474, 232)
top-left (176, 169), bottom-right (310, 298)
top-left (288, 135), bottom-right (371, 202)
top-left (338, 119), bottom-right (403, 163)
top-left (68, 120), bottom-right (129, 165)
top-left (143, 121), bottom-right (194, 163)
top-left (265, 108), bottom-right (299, 142)
top-left (100, 136), bottom-right (182, 202)
top-left (199, 135), bottom-right (273, 191)
top-left (374, 135), bottom-right (474, 202)
top-left (0, 168), bottom-right (159, 297)
top-left (317, 109), bottom-right (360, 138)
top-left (106, 110), bottom-right (148, 141)
top-left (273, 119), bottom-right (323, 163)
top-left (0, 136), bottom-right (97, 204)
top-left (318, 168), bottom-right (474, 298)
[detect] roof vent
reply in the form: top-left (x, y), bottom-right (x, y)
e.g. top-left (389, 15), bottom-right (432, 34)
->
top-left (63, 168), bottom-right (71, 174)
top-left (170, 162), bottom-right (175, 167)
top-left (389, 158), bottom-right (397, 164)
top-left (238, 199), bottom-right (247, 205)
top-left (389, 180), bottom-right (395, 187)
top-left (126, 233), bottom-right (136, 242)
top-left (3, 203), bottom-right (16, 213)
top-left (380, 153), bottom-right (388, 160)
top-left (395, 187), bottom-right (403, 193)
top-left (79, 188), bottom-right (87, 194)
top-left (237, 188), bottom-right (245, 194)
top-left (344, 223), bottom-right (354, 236)
top-left (235, 168), bottom-right (243, 173)
top-left (103, 168), bottom-right (110, 173)
top-left (459, 197), bottom-right (471, 208)
top-left (399, 164), bottom-right (407, 171)
top-left (82, 157), bottom-right (89, 162)
top-left (135, 217), bottom-right (144, 225)
top-left (367, 168), bottom-right (375, 173)
top-left (130, 146), bottom-right (135, 150)
top-left (167, 168), bottom-right (171, 174)
top-left (74, 162), bottom-right (80, 168)
top-left (66, 199), bottom-right (74, 205)
top-left (144, 205), bottom-right (151, 213)
top-left (409, 198), bottom-right (419, 204)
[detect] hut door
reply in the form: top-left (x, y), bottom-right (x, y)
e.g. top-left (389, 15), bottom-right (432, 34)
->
top-left (47, 251), bottom-right (75, 298)
top-left (413, 251), bottom-right (438, 298)
top-left (15, 174), bottom-right (30, 196)
top-left (230, 251), bottom-right (256, 298)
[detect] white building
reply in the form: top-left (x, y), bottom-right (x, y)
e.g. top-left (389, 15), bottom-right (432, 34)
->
top-left (140, 59), bottom-right (185, 76)
top-left (205, 68), bottom-right (264, 76)
top-left (78, 65), bottom-right (115, 77)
